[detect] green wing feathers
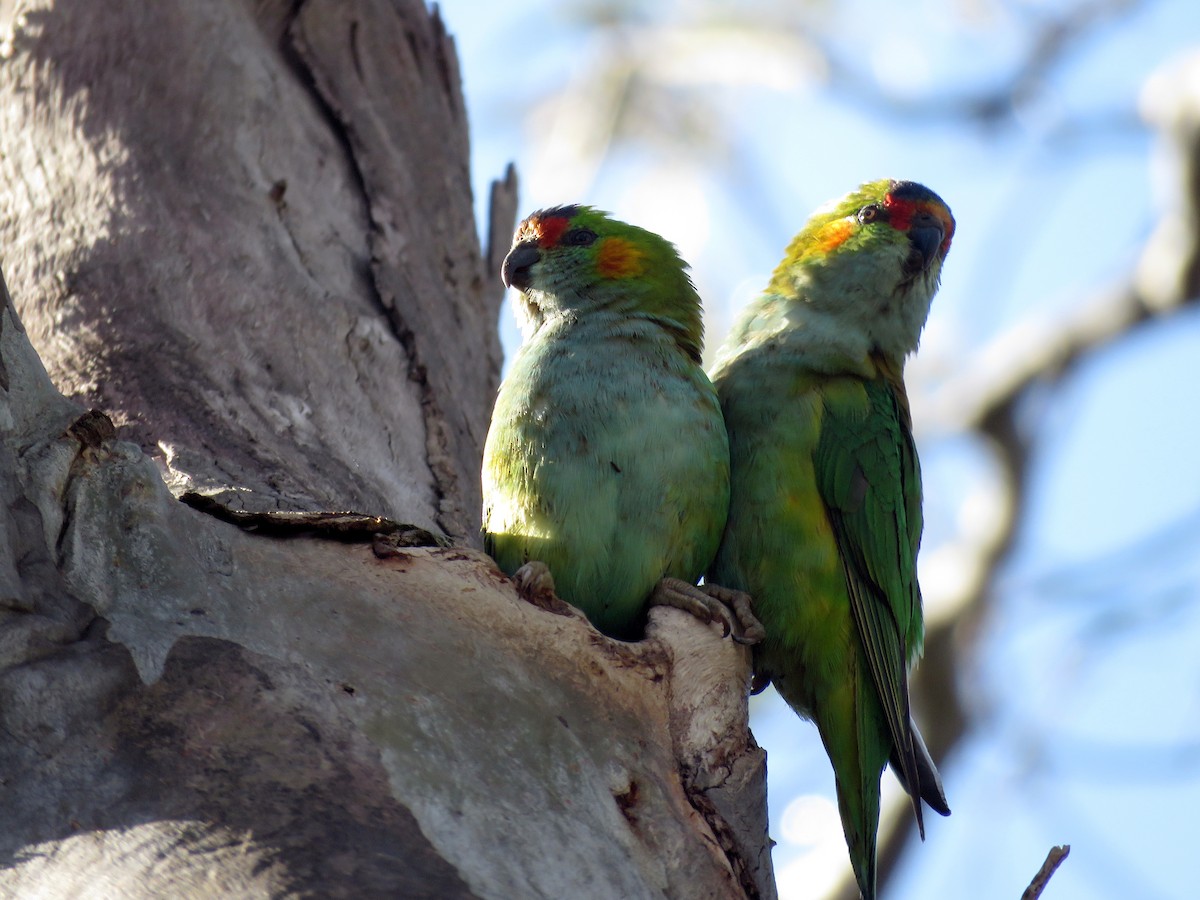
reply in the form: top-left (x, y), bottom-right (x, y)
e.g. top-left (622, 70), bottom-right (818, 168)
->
top-left (814, 376), bottom-right (928, 833)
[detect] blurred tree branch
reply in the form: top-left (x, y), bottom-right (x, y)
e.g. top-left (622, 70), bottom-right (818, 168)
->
top-left (824, 0), bottom-right (1142, 127)
top-left (530, 1), bottom-right (1195, 897)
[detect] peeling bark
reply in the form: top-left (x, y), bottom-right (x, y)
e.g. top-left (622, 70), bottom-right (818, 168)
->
top-left (0, 0), bottom-right (511, 540)
top-left (0, 2), bottom-right (771, 897)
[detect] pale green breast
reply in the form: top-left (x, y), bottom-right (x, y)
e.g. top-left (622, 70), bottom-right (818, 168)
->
top-left (482, 314), bottom-right (729, 638)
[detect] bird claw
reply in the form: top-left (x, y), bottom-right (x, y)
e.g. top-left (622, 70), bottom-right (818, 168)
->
top-left (512, 561), bottom-right (576, 618)
top-left (651, 577), bottom-right (730, 636)
top-left (699, 582), bottom-right (767, 645)
top-left (650, 577), bottom-right (765, 645)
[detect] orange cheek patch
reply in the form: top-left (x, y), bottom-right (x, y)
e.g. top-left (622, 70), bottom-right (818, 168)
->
top-left (811, 219), bottom-right (854, 256)
top-left (595, 237), bottom-right (646, 278)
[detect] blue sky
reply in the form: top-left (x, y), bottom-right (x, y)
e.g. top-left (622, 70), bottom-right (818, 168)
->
top-left (443, 1), bottom-right (1200, 896)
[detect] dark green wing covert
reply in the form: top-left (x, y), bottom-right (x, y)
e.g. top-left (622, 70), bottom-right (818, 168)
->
top-left (814, 376), bottom-right (926, 833)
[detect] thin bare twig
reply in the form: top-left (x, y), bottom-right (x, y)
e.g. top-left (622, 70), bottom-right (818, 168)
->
top-left (1021, 845), bottom-right (1071, 900)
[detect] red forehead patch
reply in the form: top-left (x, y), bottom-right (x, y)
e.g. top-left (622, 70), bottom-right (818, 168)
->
top-left (882, 194), bottom-right (916, 231)
top-left (518, 215), bottom-right (571, 249)
top-left (883, 195), bottom-right (955, 252)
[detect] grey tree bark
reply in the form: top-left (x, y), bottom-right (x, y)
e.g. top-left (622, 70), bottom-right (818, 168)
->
top-left (0, 1), bottom-right (774, 897)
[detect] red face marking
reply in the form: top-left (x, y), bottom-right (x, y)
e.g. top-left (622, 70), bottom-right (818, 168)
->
top-left (882, 194), bottom-right (916, 231)
top-left (518, 215), bottom-right (571, 249)
top-left (883, 194), bottom-right (955, 254)
top-left (938, 212), bottom-right (955, 253)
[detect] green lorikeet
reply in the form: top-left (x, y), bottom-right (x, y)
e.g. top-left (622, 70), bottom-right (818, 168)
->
top-left (709, 180), bottom-right (954, 899)
top-left (483, 205), bottom-right (760, 642)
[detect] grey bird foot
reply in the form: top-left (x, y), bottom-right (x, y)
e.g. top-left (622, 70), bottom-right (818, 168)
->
top-left (699, 582), bottom-right (767, 645)
top-left (650, 577), bottom-right (765, 645)
top-left (512, 561), bottom-right (576, 618)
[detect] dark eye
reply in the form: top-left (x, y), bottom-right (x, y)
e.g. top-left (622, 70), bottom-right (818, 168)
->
top-left (857, 205), bottom-right (880, 224)
top-left (561, 228), bottom-right (597, 247)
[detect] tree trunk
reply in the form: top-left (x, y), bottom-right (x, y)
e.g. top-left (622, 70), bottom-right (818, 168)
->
top-left (0, 1), bottom-right (773, 897)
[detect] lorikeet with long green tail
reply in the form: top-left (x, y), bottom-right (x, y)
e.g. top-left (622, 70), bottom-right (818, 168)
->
top-left (708, 180), bottom-right (954, 899)
top-left (483, 205), bottom-right (762, 643)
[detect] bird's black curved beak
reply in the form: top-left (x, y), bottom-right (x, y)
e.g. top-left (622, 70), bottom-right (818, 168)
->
top-left (502, 241), bottom-right (541, 291)
top-left (908, 218), bottom-right (945, 271)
